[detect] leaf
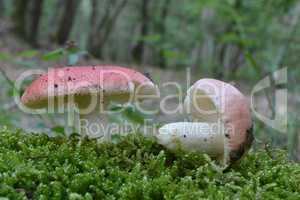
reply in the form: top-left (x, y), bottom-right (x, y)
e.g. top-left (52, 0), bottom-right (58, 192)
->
top-left (245, 52), bottom-right (261, 74)
top-left (0, 52), bottom-right (12, 61)
top-left (65, 46), bottom-right (80, 54)
top-left (51, 126), bottom-right (65, 136)
top-left (109, 104), bottom-right (124, 112)
top-left (163, 50), bottom-right (185, 59)
top-left (111, 134), bottom-right (123, 144)
top-left (123, 106), bottom-right (145, 124)
top-left (42, 48), bottom-right (65, 61)
top-left (143, 34), bottom-right (161, 43)
top-left (219, 32), bottom-right (240, 44)
top-left (17, 50), bottom-right (39, 58)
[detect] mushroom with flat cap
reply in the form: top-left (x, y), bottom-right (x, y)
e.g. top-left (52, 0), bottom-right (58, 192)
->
top-left (21, 66), bottom-right (157, 140)
top-left (156, 78), bottom-right (253, 166)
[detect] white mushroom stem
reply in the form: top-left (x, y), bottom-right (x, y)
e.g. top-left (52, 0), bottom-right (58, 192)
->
top-left (61, 99), bottom-right (111, 140)
top-left (64, 110), bottom-right (77, 136)
top-left (156, 122), bottom-right (229, 165)
top-left (79, 109), bottom-right (111, 140)
top-left (76, 100), bottom-right (114, 141)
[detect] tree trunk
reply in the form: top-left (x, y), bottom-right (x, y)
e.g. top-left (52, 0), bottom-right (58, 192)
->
top-left (157, 0), bottom-right (171, 68)
top-left (87, 0), bottom-right (101, 57)
top-left (12, 0), bottom-right (30, 37)
top-left (28, 0), bottom-right (44, 46)
top-left (56, 0), bottom-right (80, 45)
top-left (0, 0), bottom-right (4, 17)
top-left (215, 0), bottom-right (243, 79)
top-left (131, 0), bottom-right (150, 64)
top-left (88, 0), bottom-right (128, 58)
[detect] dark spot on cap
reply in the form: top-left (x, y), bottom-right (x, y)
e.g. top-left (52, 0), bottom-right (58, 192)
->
top-left (54, 84), bottom-right (58, 88)
top-left (143, 72), bottom-right (154, 82)
top-left (225, 133), bottom-right (230, 139)
top-left (68, 77), bottom-right (72, 81)
top-left (66, 68), bottom-right (70, 71)
top-left (183, 135), bottom-right (186, 138)
top-left (92, 66), bottom-right (96, 70)
top-left (73, 78), bottom-right (76, 81)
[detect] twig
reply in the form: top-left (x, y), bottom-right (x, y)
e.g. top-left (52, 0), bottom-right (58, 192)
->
top-left (0, 66), bottom-right (16, 90)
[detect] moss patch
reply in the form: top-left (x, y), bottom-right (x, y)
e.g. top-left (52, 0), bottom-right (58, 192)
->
top-left (0, 130), bottom-right (300, 199)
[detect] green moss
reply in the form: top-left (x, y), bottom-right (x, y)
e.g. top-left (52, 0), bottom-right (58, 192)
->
top-left (0, 130), bottom-right (300, 200)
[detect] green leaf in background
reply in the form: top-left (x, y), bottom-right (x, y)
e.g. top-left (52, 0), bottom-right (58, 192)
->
top-left (109, 104), bottom-right (124, 112)
top-left (51, 126), bottom-right (65, 136)
top-left (123, 105), bottom-right (145, 125)
top-left (219, 32), bottom-right (240, 44)
top-left (108, 104), bottom-right (146, 125)
top-left (108, 104), bottom-right (126, 123)
top-left (42, 48), bottom-right (64, 61)
top-left (0, 52), bottom-right (12, 61)
top-left (245, 52), bottom-right (261, 75)
top-left (143, 34), bottom-right (161, 43)
top-left (17, 50), bottom-right (39, 58)
top-left (65, 44), bottom-right (80, 54)
top-left (163, 49), bottom-right (185, 60)
top-left (111, 134), bottom-right (123, 144)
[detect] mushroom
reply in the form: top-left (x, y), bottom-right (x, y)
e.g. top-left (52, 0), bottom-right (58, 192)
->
top-left (157, 122), bottom-right (225, 157)
top-left (21, 66), bottom-right (157, 140)
top-left (156, 79), bottom-right (253, 165)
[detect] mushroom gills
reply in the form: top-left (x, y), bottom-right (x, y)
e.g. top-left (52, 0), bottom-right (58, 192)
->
top-left (184, 88), bottom-right (220, 122)
top-left (156, 122), bottom-right (226, 159)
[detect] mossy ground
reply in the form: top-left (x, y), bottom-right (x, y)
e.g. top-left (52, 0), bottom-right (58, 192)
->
top-left (0, 130), bottom-right (300, 200)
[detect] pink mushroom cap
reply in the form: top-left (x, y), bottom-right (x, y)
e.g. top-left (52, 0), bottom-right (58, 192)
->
top-left (184, 78), bottom-right (253, 164)
top-left (21, 66), bottom-right (156, 109)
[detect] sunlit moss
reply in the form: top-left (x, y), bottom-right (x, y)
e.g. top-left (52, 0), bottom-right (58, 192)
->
top-left (0, 130), bottom-right (299, 199)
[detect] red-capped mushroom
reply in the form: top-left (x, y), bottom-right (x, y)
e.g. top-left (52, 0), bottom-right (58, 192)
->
top-left (156, 79), bottom-right (253, 166)
top-left (21, 66), bottom-right (157, 140)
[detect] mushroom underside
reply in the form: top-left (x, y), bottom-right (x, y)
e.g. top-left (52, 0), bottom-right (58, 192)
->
top-left (163, 79), bottom-right (254, 166)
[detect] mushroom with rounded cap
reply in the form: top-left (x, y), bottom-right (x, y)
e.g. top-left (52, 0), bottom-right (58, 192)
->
top-left (21, 66), bottom-right (157, 140)
top-left (156, 78), bottom-right (253, 165)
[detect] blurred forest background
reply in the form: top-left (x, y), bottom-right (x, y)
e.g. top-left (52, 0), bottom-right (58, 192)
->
top-left (0, 0), bottom-right (299, 160)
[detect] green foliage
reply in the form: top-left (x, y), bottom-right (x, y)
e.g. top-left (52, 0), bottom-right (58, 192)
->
top-left (42, 46), bottom-right (87, 66)
top-left (41, 48), bottom-right (65, 61)
top-left (0, 130), bottom-right (300, 199)
top-left (109, 104), bottom-right (148, 125)
top-left (17, 50), bottom-right (39, 58)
